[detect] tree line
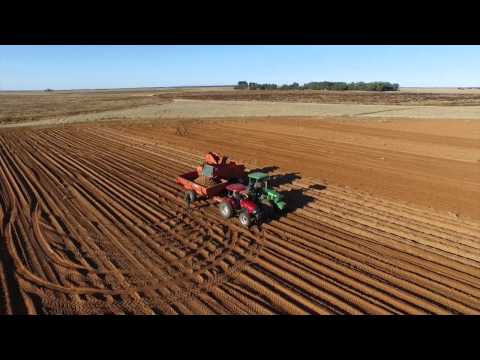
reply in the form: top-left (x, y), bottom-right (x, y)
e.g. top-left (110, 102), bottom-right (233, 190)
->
top-left (234, 81), bottom-right (399, 91)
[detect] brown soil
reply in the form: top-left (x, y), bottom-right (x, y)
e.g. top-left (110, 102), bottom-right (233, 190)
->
top-left (0, 117), bottom-right (479, 314)
top-left (155, 89), bottom-right (480, 106)
top-left (0, 91), bottom-right (171, 125)
top-left (119, 117), bottom-right (480, 220)
top-left (4, 88), bottom-right (480, 128)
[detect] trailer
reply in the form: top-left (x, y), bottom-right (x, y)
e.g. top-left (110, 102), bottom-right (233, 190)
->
top-left (176, 170), bottom-right (229, 204)
top-left (176, 152), bottom-right (247, 205)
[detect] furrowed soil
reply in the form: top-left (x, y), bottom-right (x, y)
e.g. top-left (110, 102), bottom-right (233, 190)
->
top-left (0, 117), bottom-right (479, 314)
top-left (6, 100), bottom-right (480, 129)
top-left (4, 88), bottom-right (480, 127)
top-left (0, 91), bottom-right (171, 126)
top-left (155, 89), bottom-right (480, 106)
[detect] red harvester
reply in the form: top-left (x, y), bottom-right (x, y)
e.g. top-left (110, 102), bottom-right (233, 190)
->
top-left (176, 152), bottom-right (246, 204)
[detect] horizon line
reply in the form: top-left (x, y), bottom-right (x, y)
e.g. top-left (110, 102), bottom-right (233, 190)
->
top-left (1, 85), bottom-right (479, 92)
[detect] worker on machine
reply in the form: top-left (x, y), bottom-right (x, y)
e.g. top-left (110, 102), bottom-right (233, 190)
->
top-left (248, 180), bottom-right (264, 202)
top-left (232, 189), bottom-right (242, 208)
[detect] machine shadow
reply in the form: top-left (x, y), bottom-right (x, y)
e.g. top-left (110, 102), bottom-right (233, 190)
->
top-left (309, 184), bottom-right (327, 191)
top-left (248, 166), bottom-right (279, 174)
top-left (260, 178), bottom-right (327, 226)
top-left (270, 172), bottom-right (302, 187)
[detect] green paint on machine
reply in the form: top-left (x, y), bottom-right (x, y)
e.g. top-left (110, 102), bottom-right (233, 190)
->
top-left (247, 172), bottom-right (287, 211)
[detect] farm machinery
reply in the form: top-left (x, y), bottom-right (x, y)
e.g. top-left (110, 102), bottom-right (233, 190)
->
top-left (213, 183), bottom-right (262, 227)
top-left (195, 152), bottom-right (245, 183)
top-left (176, 152), bottom-right (246, 205)
top-left (247, 172), bottom-right (287, 212)
top-left (176, 152), bottom-right (286, 227)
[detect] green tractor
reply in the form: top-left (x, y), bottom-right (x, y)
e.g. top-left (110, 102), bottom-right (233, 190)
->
top-left (247, 172), bottom-right (287, 213)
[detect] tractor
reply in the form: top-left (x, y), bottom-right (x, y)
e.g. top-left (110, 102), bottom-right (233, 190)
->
top-left (175, 153), bottom-right (285, 225)
top-left (213, 183), bottom-right (263, 227)
top-left (247, 172), bottom-right (287, 213)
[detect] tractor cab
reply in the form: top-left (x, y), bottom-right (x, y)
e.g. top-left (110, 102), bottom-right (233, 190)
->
top-left (247, 172), bottom-right (270, 194)
top-left (225, 183), bottom-right (248, 206)
top-left (217, 183), bottom-right (262, 227)
top-left (247, 171), bottom-right (287, 212)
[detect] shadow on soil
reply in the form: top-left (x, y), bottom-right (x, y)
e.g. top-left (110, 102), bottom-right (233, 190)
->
top-left (249, 166), bottom-right (279, 174)
top-left (259, 171), bottom-right (327, 225)
top-left (309, 184), bottom-right (327, 191)
top-left (270, 172), bottom-right (302, 187)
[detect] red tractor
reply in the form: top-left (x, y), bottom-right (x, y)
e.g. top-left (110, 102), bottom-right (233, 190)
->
top-left (213, 184), bottom-right (262, 227)
top-left (176, 152), bottom-right (262, 227)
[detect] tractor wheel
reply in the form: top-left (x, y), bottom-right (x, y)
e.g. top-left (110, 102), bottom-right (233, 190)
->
top-left (184, 191), bottom-right (196, 206)
top-left (261, 201), bottom-right (274, 218)
top-left (238, 211), bottom-right (252, 227)
top-left (218, 202), bottom-right (233, 219)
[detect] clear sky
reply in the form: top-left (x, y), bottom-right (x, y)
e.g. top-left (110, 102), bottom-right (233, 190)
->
top-left (1, 45), bottom-right (479, 90)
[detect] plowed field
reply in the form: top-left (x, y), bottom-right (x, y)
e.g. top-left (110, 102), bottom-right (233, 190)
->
top-left (1, 118), bottom-right (479, 314)
top-left (155, 89), bottom-right (480, 106)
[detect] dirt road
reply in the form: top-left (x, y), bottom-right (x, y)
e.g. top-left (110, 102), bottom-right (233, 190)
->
top-left (0, 119), bottom-right (479, 314)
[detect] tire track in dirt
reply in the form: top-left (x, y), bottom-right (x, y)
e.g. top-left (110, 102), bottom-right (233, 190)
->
top-left (1, 123), bottom-right (479, 314)
top-left (0, 126), bottom-right (266, 312)
top-left (134, 119), bottom-right (480, 220)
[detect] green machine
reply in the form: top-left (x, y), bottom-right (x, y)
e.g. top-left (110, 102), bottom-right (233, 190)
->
top-left (247, 172), bottom-right (287, 212)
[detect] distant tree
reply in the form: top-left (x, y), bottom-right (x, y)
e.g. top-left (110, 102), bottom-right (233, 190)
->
top-left (234, 81), bottom-right (249, 90)
top-left (332, 82), bottom-right (348, 90)
top-left (355, 82), bottom-right (367, 90)
top-left (243, 81), bottom-right (399, 91)
top-left (279, 82), bottom-right (300, 90)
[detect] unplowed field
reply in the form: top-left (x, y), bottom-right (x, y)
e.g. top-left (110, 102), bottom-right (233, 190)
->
top-left (1, 119), bottom-right (479, 314)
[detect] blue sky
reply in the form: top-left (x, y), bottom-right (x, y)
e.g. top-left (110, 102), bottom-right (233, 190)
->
top-left (1, 45), bottom-right (479, 90)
